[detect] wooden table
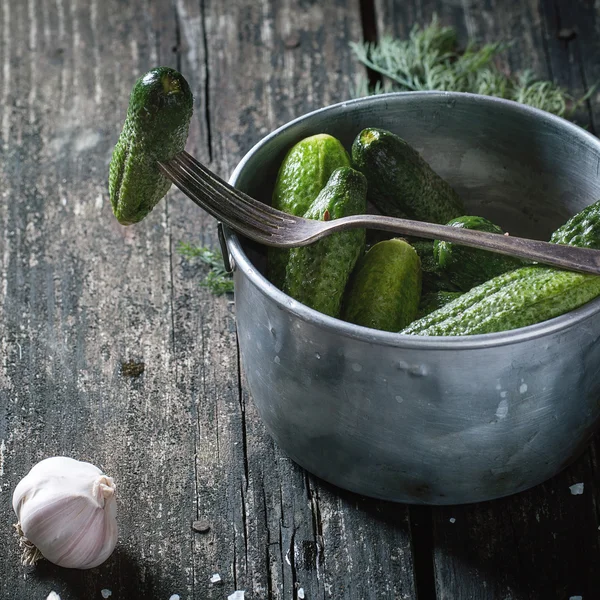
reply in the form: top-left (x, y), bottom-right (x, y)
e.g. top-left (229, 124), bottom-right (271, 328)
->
top-left (1, 1), bottom-right (599, 598)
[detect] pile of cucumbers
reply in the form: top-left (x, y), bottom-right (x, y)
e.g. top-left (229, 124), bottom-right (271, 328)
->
top-left (269, 127), bottom-right (600, 336)
top-left (107, 67), bottom-right (600, 337)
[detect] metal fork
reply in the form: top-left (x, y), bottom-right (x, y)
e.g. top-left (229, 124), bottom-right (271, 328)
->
top-left (159, 151), bottom-right (600, 276)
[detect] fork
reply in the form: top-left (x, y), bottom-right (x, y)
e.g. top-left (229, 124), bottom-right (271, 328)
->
top-left (158, 151), bottom-right (600, 276)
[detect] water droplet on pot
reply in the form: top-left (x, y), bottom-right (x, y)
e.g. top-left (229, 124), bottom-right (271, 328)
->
top-left (274, 356), bottom-right (280, 364)
top-left (315, 353), bottom-right (321, 359)
top-left (351, 363), bottom-right (362, 372)
top-left (409, 364), bottom-right (427, 377)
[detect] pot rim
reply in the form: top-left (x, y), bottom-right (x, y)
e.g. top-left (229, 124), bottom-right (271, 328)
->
top-left (226, 91), bottom-right (600, 350)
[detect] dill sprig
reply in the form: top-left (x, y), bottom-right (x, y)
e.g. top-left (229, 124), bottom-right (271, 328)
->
top-left (350, 16), bottom-right (575, 117)
top-left (178, 242), bottom-right (234, 295)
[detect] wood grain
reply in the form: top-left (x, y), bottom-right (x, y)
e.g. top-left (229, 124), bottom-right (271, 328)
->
top-left (0, 0), bottom-right (196, 598)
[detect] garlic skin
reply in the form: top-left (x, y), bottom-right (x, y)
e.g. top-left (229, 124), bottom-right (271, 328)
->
top-left (12, 456), bottom-right (118, 569)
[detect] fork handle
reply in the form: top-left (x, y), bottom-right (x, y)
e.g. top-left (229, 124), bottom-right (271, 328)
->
top-left (322, 214), bottom-right (600, 276)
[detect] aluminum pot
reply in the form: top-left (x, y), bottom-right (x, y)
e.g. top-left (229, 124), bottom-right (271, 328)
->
top-left (225, 92), bottom-right (600, 505)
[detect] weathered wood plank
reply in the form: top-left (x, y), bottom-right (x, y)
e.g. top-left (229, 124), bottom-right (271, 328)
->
top-left (172, 0), bottom-right (418, 598)
top-left (561, 0), bottom-right (600, 133)
top-left (373, 1), bottom-right (600, 599)
top-left (0, 0), bottom-right (202, 598)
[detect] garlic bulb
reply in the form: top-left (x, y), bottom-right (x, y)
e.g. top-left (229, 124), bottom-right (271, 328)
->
top-left (12, 456), bottom-right (118, 569)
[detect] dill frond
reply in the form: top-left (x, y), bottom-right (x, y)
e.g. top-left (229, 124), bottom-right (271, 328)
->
top-left (178, 242), bottom-right (234, 295)
top-left (351, 16), bottom-right (575, 117)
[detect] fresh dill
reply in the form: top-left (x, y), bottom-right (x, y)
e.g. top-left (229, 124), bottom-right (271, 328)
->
top-left (178, 242), bottom-right (234, 295)
top-left (350, 16), bottom-right (583, 118)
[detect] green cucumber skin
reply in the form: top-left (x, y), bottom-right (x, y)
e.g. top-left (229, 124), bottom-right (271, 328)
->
top-left (342, 239), bottom-right (422, 332)
top-left (411, 240), bottom-right (461, 293)
top-left (283, 167), bottom-right (367, 318)
top-left (434, 216), bottom-right (524, 291)
top-left (550, 199), bottom-right (600, 248)
top-left (352, 128), bottom-right (464, 224)
top-left (109, 67), bottom-right (193, 225)
top-left (417, 291), bottom-right (463, 319)
top-left (268, 134), bottom-right (350, 288)
top-left (402, 266), bottom-right (600, 336)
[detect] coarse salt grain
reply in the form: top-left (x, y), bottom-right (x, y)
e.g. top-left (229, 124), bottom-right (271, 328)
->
top-left (169, 596), bottom-right (180, 600)
top-left (298, 588), bottom-right (305, 599)
top-left (46, 593), bottom-right (61, 600)
top-left (569, 596), bottom-right (582, 600)
top-left (210, 574), bottom-right (222, 584)
top-left (569, 483), bottom-right (584, 495)
top-left (449, 518), bottom-right (456, 524)
top-left (101, 591), bottom-right (112, 599)
top-left (228, 592), bottom-right (245, 600)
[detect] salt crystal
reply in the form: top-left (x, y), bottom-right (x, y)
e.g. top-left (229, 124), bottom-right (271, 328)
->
top-left (169, 596), bottom-right (180, 600)
top-left (298, 588), bottom-right (305, 599)
top-left (569, 596), bottom-right (582, 600)
top-left (46, 593), bottom-right (61, 600)
top-left (210, 573), bottom-right (222, 584)
top-left (101, 591), bottom-right (112, 599)
top-left (228, 592), bottom-right (245, 600)
top-left (569, 483), bottom-right (584, 495)
top-left (449, 518), bottom-right (456, 524)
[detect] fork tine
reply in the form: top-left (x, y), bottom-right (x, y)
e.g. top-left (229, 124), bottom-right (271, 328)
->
top-left (173, 152), bottom-right (286, 225)
top-left (171, 160), bottom-right (282, 229)
top-left (158, 159), bottom-right (281, 242)
top-left (169, 162), bottom-right (282, 231)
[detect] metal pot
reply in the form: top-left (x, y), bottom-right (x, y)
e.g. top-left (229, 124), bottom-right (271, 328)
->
top-left (225, 92), bottom-right (600, 504)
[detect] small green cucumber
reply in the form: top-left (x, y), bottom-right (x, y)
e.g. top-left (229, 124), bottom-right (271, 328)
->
top-left (351, 127), bottom-right (464, 224)
top-left (417, 291), bottom-right (463, 319)
top-left (434, 216), bottom-right (524, 291)
top-left (283, 167), bottom-right (367, 318)
top-left (550, 199), bottom-right (600, 249)
top-left (109, 67), bottom-right (193, 225)
top-left (402, 266), bottom-right (600, 336)
top-left (268, 134), bottom-right (350, 288)
top-left (411, 240), bottom-right (461, 293)
top-left (342, 239), bottom-right (421, 331)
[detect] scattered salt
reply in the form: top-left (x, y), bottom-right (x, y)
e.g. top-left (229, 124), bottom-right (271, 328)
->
top-left (46, 593), bottom-right (61, 600)
top-left (298, 588), bottom-right (305, 599)
top-left (210, 573), bottom-right (222, 584)
top-left (569, 483), bottom-right (584, 495)
top-left (101, 591), bottom-right (112, 599)
top-left (449, 518), bottom-right (456, 524)
top-left (228, 592), bottom-right (245, 600)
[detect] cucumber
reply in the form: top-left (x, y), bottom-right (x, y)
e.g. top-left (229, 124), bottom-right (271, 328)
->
top-left (403, 197), bottom-right (600, 336)
top-left (342, 239), bottom-right (421, 332)
top-left (411, 240), bottom-right (461, 293)
top-left (109, 67), bottom-right (193, 225)
top-left (283, 167), bottom-right (367, 317)
top-left (268, 134), bottom-right (350, 288)
top-left (402, 266), bottom-right (600, 336)
top-left (434, 216), bottom-right (524, 291)
top-left (417, 291), bottom-right (463, 319)
top-left (351, 128), bottom-right (464, 224)
top-left (550, 199), bottom-right (600, 249)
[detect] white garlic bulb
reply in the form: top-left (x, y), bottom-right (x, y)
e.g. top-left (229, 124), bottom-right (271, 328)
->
top-left (12, 456), bottom-right (118, 569)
